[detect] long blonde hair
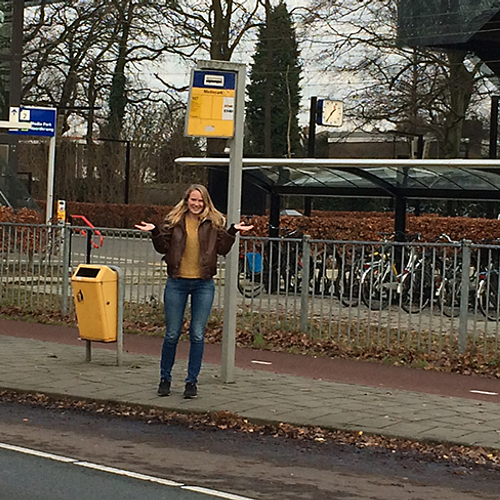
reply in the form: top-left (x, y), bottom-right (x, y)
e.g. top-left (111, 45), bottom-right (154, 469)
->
top-left (166, 184), bottom-right (226, 228)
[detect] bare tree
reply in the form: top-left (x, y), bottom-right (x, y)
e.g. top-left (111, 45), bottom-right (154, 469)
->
top-left (123, 101), bottom-right (204, 187)
top-left (163, 0), bottom-right (266, 154)
top-left (164, 0), bottom-right (264, 61)
top-left (301, 0), bottom-right (488, 158)
top-left (23, 1), bottom-right (115, 134)
top-left (20, 0), bottom-right (270, 202)
top-left (21, 1), bottom-right (193, 202)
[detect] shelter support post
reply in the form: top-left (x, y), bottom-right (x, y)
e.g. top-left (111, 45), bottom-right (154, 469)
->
top-left (489, 96), bottom-right (499, 159)
top-left (269, 192), bottom-right (280, 237)
top-left (300, 235), bottom-right (311, 332)
top-left (416, 135), bottom-right (424, 159)
top-left (458, 241), bottom-right (471, 353)
top-left (482, 100), bottom-right (497, 220)
top-left (304, 197), bottom-right (312, 216)
top-left (268, 192), bottom-right (281, 294)
top-left (304, 96), bottom-right (317, 217)
top-left (394, 194), bottom-right (407, 240)
top-left (125, 140), bottom-right (131, 204)
top-left (394, 194), bottom-right (407, 273)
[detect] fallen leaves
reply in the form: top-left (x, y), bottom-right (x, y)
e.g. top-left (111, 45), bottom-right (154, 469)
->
top-left (206, 324), bottom-right (500, 379)
top-left (1, 389), bottom-right (499, 471)
top-left (2, 305), bottom-right (500, 379)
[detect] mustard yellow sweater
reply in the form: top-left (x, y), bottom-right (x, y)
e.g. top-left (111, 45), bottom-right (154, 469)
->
top-left (178, 216), bottom-right (201, 278)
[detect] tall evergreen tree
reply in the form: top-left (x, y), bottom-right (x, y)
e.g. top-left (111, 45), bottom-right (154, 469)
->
top-left (246, 1), bottom-right (302, 158)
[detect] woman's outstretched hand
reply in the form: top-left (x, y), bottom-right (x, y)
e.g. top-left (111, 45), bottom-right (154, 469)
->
top-left (135, 221), bottom-right (155, 231)
top-left (234, 222), bottom-right (254, 232)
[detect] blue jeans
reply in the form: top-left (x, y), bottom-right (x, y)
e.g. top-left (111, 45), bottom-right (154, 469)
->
top-left (160, 278), bottom-right (215, 383)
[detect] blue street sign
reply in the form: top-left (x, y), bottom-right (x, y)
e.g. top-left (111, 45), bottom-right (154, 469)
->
top-left (9, 106), bottom-right (57, 137)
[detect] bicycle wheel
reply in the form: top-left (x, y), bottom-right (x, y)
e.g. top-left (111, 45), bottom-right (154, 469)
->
top-left (478, 272), bottom-right (500, 321)
top-left (438, 276), bottom-right (461, 317)
top-left (400, 268), bottom-right (432, 314)
top-left (237, 257), bottom-right (266, 298)
top-left (360, 264), bottom-right (392, 310)
top-left (312, 274), bottom-right (332, 295)
top-left (337, 258), bottom-right (362, 307)
top-left (281, 265), bottom-right (301, 293)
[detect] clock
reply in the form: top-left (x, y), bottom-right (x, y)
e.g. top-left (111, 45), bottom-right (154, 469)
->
top-left (318, 99), bottom-right (343, 127)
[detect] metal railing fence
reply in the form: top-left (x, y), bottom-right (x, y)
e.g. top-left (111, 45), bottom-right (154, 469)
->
top-left (237, 233), bottom-right (500, 359)
top-left (2, 222), bottom-right (500, 361)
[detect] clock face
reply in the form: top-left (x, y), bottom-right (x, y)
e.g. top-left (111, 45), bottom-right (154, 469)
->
top-left (320, 100), bottom-right (343, 127)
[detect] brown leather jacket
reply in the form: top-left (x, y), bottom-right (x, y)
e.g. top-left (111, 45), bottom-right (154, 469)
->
top-left (151, 216), bottom-right (237, 279)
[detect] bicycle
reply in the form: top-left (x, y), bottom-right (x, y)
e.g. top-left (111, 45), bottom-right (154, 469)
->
top-left (399, 233), bottom-right (455, 314)
top-left (360, 232), bottom-right (423, 311)
top-left (237, 227), bottom-right (304, 298)
top-left (433, 234), bottom-right (463, 317)
top-left (474, 240), bottom-right (500, 321)
top-left (336, 245), bottom-right (365, 307)
top-left (436, 237), bottom-right (500, 320)
top-left (237, 228), bottom-right (336, 298)
top-left (478, 270), bottom-right (500, 320)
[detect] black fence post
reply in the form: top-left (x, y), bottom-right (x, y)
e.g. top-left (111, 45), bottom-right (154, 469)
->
top-left (86, 229), bottom-right (93, 264)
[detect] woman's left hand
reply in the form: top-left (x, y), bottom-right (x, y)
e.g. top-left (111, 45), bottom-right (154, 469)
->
top-left (235, 222), bottom-right (254, 232)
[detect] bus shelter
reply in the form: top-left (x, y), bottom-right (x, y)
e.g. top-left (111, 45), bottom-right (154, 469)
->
top-left (176, 157), bottom-right (500, 239)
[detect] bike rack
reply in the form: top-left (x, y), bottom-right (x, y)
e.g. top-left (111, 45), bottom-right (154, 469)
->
top-left (70, 214), bottom-right (104, 249)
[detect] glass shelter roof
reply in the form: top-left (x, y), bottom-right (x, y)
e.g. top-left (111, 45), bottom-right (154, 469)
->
top-left (175, 158), bottom-right (500, 201)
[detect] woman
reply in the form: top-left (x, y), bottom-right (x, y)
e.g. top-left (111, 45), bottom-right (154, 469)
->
top-left (135, 185), bottom-right (253, 399)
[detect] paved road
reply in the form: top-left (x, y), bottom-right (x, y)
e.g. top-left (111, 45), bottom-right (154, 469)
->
top-left (2, 400), bottom-right (499, 500)
top-left (0, 445), bottom-right (248, 500)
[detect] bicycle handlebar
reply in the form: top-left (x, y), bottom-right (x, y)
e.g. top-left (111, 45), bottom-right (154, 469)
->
top-left (434, 233), bottom-right (456, 243)
top-left (376, 231), bottom-right (421, 242)
top-left (268, 224), bottom-right (305, 238)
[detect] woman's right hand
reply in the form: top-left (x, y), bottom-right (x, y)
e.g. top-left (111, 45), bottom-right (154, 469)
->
top-left (134, 221), bottom-right (155, 231)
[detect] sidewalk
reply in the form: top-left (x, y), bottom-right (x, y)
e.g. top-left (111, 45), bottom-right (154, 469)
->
top-left (1, 323), bottom-right (500, 450)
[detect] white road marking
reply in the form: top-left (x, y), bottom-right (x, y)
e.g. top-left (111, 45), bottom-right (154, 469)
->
top-left (0, 441), bottom-right (258, 499)
top-left (76, 461), bottom-right (183, 486)
top-left (182, 486), bottom-right (256, 500)
top-left (251, 360), bottom-right (272, 365)
top-left (470, 390), bottom-right (498, 396)
top-left (0, 442), bottom-right (75, 463)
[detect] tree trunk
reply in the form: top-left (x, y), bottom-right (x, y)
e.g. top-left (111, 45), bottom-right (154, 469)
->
top-left (106, 2), bottom-right (133, 140)
top-left (442, 51), bottom-right (474, 158)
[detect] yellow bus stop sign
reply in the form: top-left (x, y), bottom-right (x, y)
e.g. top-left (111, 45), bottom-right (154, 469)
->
top-left (185, 70), bottom-right (236, 138)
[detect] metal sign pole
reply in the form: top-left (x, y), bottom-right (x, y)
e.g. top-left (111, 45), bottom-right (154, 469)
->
top-left (46, 134), bottom-right (56, 223)
top-left (192, 60), bottom-right (246, 383)
top-left (221, 63), bottom-right (246, 384)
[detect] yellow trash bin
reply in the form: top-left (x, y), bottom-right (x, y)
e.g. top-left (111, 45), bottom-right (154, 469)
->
top-left (71, 264), bottom-right (118, 342)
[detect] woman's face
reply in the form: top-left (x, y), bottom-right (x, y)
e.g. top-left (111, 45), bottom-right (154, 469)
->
top-left (187, 189), bottom-right (205, 217)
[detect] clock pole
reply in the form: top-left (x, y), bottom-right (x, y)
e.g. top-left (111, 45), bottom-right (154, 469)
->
top-left (307, 96), bottom-right (318, 158)
top-left (305, 96), bottom-right (318, 216)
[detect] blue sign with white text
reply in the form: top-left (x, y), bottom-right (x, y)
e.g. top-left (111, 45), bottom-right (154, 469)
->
top-left (10, 107), bottom-right (57, 137)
